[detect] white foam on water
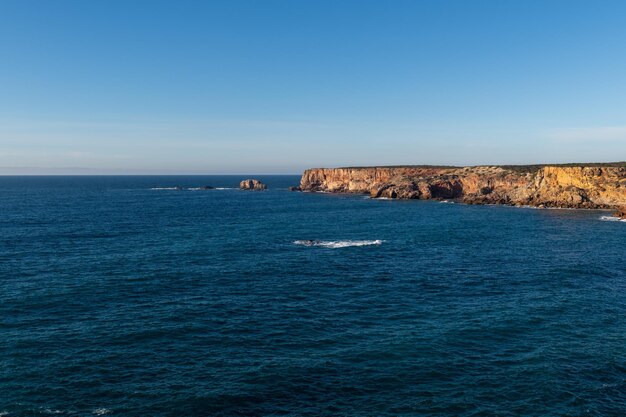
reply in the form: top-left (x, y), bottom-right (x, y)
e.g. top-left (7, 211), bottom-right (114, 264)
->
top-left (599, 215), bottom-right (626, 222)
top-left (0, 412), bottom-right (9, 416)
top-left (294, 239), bottom-right (383, 249)
top-left (215, 187), bottom-right (236, 190)
top-left (93, 409), bottom-right (112, 416)
top-left (150, 187), bottom-right (180, 190)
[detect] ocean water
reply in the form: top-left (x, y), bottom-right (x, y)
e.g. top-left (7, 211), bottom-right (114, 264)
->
top-left (1, 175), bottom-right (625, 416)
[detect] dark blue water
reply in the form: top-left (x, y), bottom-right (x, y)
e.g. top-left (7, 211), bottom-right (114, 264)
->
top-left (1, 176), bottom-right (625, 416)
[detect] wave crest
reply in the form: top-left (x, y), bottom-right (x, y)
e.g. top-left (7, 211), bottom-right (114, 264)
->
top-left (600, 215), bottom-right (626, 222)
top-left (294, 239), bottom-right (383, 248)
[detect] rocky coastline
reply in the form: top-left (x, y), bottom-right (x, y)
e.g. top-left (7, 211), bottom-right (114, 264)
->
top-left (299, 164), bottom-right (626, 210)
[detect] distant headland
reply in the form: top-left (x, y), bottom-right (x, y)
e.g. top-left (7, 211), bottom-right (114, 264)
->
top-left (298, 163), bottom-right (626, 213)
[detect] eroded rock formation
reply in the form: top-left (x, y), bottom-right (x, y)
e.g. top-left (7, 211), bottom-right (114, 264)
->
top-left (299, 164), bottom-right (626, 209)
top-left (239, 179), bottom-right (267, 190)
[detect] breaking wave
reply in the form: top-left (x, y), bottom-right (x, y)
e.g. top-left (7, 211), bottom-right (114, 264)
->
top-left (294, 239), bottom-right (383, 248)
top-left (599, 215), bottom-right (626, 222)
top-left (151, 187), bottom-right (233, 191)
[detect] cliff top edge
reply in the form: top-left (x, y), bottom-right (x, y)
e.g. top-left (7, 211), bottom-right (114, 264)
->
top-left (305, 162), bottom-right (626, 172)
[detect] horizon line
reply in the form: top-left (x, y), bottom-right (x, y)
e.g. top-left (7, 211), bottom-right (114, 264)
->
top-left (1, 161), bottom-right (624, 176)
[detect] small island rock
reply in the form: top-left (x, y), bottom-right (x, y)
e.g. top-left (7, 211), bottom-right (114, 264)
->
top-left (614, 206), bottom-right (626, 220)
top-left (240, 179), bottom-right (267, 190)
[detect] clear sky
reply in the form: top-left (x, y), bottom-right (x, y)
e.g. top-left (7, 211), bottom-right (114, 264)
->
top-left (1, 0), bottom-right (625, 174)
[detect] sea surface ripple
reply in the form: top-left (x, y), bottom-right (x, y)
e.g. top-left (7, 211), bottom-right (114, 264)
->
top-left (1, 175), bottom-right (625, 416)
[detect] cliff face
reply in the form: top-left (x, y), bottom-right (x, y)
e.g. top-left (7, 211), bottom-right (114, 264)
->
top-left (300, 165), bottom-right (626, 208)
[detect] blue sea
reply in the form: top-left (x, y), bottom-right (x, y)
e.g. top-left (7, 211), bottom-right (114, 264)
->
top-left (1, 175), bottom-right (625, 416)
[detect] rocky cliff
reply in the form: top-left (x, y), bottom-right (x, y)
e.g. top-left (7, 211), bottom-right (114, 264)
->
top-left (300, 164), bottom-right (626, 209)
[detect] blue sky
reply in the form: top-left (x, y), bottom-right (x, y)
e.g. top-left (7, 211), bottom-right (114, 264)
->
top-left (1, 0), bottom-right (625, 174)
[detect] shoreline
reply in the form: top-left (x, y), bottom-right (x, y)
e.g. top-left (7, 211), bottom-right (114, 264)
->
top-left (309, 190), bottom-right (620, 211)
top-left (297, 164), bottom-right (626, 212)
top-left (301, 189), bottom-right (626, 222)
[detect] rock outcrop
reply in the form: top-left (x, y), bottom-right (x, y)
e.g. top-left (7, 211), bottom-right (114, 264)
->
top-left (300, 164), bottom-right (626, 209)
top-left (239, 179), bottom-right (267, 190)
top-left (614, 206), bottom-right (626, 219)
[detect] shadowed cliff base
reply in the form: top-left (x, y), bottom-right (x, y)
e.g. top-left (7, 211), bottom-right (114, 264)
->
top-left (299, 163), bottom-right (626, 210)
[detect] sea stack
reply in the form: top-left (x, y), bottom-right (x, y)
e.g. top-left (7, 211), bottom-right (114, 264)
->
top-left (240, 179), bottom-right (267, 190)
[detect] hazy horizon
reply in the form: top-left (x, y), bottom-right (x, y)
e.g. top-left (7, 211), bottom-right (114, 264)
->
top-left (1, 160), bottom-right (625, 176)
top-left (2, 0), bottom-right (626, 174)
